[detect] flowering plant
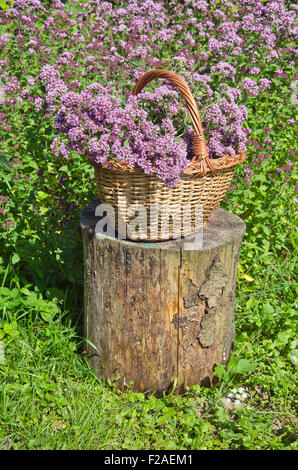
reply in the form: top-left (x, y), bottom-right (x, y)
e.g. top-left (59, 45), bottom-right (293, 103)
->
top-left (40, 64), bottom-right (248, 187)
top-left (47, 76), bottom-right (190, 187)
top-left (0, 0), bottom-right (296, 190)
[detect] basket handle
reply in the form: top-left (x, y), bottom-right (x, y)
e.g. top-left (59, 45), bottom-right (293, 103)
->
top-left (132, 69), bottom-right (215, 173)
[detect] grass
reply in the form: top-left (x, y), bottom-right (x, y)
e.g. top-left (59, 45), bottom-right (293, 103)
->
top-left (0, 2), bottom-right (297, 449)
top-left (0, 120), bottom-right (297, 449)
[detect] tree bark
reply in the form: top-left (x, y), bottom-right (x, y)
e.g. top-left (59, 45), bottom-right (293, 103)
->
top-left (81, 199), bottom-right (245, 395)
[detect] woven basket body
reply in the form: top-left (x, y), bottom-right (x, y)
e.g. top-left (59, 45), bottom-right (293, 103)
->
top-left (94, 165), bottom-right (236, 240)
top-left (91, 70), bottom-right (245, 241)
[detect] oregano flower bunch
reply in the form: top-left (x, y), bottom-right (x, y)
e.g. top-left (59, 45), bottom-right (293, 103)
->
top-left (40, 63), bottom-right (248, 187)
top-left (41, 67), bottom-right (189, 187)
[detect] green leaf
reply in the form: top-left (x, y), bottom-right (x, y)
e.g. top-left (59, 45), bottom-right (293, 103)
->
top-left (162, 407), bottom-right (176, 418)
top-left (20, 287), bottom-right (32, 295)
top-left (12, 253), bottom-right (20, 264)
top-left (39, 206), bottom-right (48, 215)
top-left (289, 231), bottom-right (298, 248)
top-left (0, 286), bottom-right (11, 297)
top-left (0, 152), bottom-right (12, 171)
top-left (0, 0), bottom-right (10, 11)
top-left (39, 302), bottom-right (60, 322)
top-left (36, 191), bottom-right (49, 200)
top-left (59, 165), bottom-right (69, 172)
top-left (3, 321), bottom-right (19, 337)
top-left (215, 406), bottom-right (230, 423)
top-left (236, 359), bottom-right (257, 374)
top-left (213, 363), bottom-right (226, 379)
top-left (275, 330), bottom-right (293, 347)
top-left (263, 303), bottom-right (274, 315)
top-left (242, 274), bottom-right (254, 282)
top-left (227, 354), bottom-right (238, 374)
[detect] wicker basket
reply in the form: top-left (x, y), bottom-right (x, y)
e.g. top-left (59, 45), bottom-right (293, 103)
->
top-left (91, 70), bottom-right (245, 241)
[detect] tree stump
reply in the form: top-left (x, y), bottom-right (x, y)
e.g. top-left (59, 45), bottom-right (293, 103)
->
top-left (81, 199), bottom-right (246, 395)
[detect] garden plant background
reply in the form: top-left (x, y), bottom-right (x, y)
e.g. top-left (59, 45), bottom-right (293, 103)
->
top-left (0, 0), bottom-right (297, 450)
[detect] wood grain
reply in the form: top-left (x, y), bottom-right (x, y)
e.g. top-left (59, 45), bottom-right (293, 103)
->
top-left (81, 200), bottom-right (245, 395)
